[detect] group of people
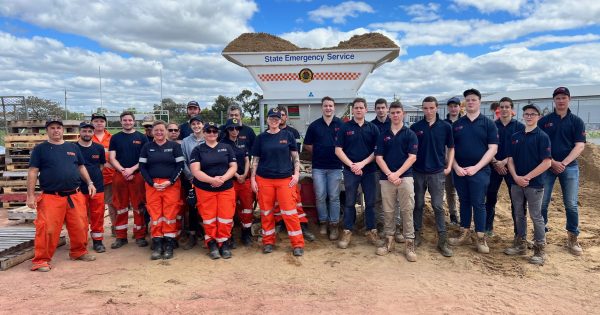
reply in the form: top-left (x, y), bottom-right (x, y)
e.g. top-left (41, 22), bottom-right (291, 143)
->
top-left (26, 86), bottom-right (585, 271)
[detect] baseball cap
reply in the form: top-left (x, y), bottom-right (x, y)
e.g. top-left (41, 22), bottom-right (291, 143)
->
top-left (187, 100), bottom-right (200, 108)
top-left (79, 121), bottom-right (95, 129)
top-left (141, 115), bottom-right (155, 127)
top-left (91, 113), bottom-right (107, 121)
top-left (45, 117), bottom-right (63, 128)
top-left (552, 87), bottom-right (570, 98)
top-left (522, 104), bottom-right (541, 115)
top-left (267, 108), bottom-right (282, 119)
top-left (463, 88), bottom-right (481, 99)
top-left (189, 115), bottom-right (203, 124)
top-left (447, 97), bottom-right (461, 106)
top-left (225, 118), bottom-right (242, 129)
top-left (203, 121), bottom-right (219, 131)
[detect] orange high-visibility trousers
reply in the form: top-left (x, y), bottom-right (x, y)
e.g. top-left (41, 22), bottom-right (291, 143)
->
top-left (196, 187), bottom-right (235, 246)
top-left (234, 180), bottom-right (255, 229)
top-left (112, 172), bottom-right (146, 239)
top-left (145, 179), bottom-right (182, 238)
top-left (85, 192), bottom-right (105, 241)
top-left (256, 176), bottom-right (304, 248)
top-left (274, 184), bottom-right (308, 223)
top-left (32, 191), bottom-right (89, 271)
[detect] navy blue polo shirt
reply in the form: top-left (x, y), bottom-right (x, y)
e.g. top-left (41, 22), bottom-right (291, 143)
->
top-left (453, 114), bottom-right (499, 167)
top-left (178, 121), bottom-right (192, 140)
top-left (375, 125), bottom-right (419, 179)
top-left (371, 117), bottom-right (391, 133)
top-left (76, 142), bottom-right (106, 193)
top-left (221, 137), bottom-right (248, 175)
top-left (538, 109), bottom-right (586, 166)
top-left (444, 114), bottom-right (461, 125)
top-left (191, 142), bottom-right (236, 191)
top-left (495, 118), bottom-right (525, 161)
top-left (410, 115), bottom-right (454, 174)
top-left (281, 125), bottom-right (301, 151)
top-left (508, 127), bottom-right (551, 188)
top-left (336, 119), bottom-right (380, 173)
top-left (252, 130), bottom-right (297, 179)
top-left (30, 141), bottom-right (84, 192)
top-left (304, 116), bottom-right (343, 169)
top-left (139, 141), bottom-right (184, 186)
top-left (109, 131), bottom-right (148, 168)
top-left (219, 125), bottom-right (256, 151)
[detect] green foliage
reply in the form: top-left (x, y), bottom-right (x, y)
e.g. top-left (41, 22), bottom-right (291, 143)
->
top-left (235, 89), bottom-right (262, 123)
top-left (154, 98), bottom-right (187, 123)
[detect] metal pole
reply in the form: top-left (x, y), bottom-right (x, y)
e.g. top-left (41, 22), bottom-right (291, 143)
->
top-left (259, 100), bottom-right (265, 132)
top-left (64, 89), bottom-right (67, 119)
top-left (160, 68), bottom-right (163, 110)
top-left (1, 97), bottom-right (7, 134)
top-left (99, 66), bottom-right (103, 108)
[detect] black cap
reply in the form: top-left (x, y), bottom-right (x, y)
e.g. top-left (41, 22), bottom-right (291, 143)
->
top-left (45, 117), bottom-right (63, 128)
top-left (203, 121), bottom-right (219, 131)
top-left (463, 88), bottom-right (481, 99)
top-left (91, 113), bottom-right (107, 121)
top-left (522, 104), bottom-right (541, 115)
top-left (447, 97), bottom-right (461, 105)
top-left (79, 121), bottom-right (94, 129)
top-left (225, 118), bottom-right (242, 129)
top-left (187, 100), bottom-right (200, 108)
top-left (267, 108), bottom-right (282, 119)
top-left (552, 87), bottom-right (570, 98)
top-left (189, 115), bottom-right (203, 124)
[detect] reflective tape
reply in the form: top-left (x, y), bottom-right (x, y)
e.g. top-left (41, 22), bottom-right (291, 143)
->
top-left (166, 219), bottom-right (177, 224)
top-left (138, 157), bottom-right (148, 163)
top-left (91, 232), bottom-right (103, 238)
top-left (261, 210), bottom-right (272, 216)
top-left (177, 215), bottom-right (183, 220)
top-left (298, 213), bottom-right (306, 218)
top-left (241, 209), bottom-right (253, 214)
top-left (204, 235), bottom-right (211, 240)
top-left (116, 208), bottom-right (128, 215)
top-left (296, 203), bottom-right (302, 207)
top-left (274, 212), bottom-right (281, 216)
top-left (152, 221), bottom-right (159, 226)
top-left (134, 225), bottom-right (144, 230)
top-left (115, 224), bottom-right (128, 230)
top-left (175, 156), bottom-right (185, 162)
top-left (164, 233), bottom-right (177, 238)
top-left (242, 223), bottom-right (252, 228)
top-left (288, 229), bottom-right (303, 236)
top-left (263, 228), bottom-right (276, 236)
top-left (216, 237), bottom-right (228, 243)
top-left (280, 209), bottom-right (298, 216)
top-left (203, 218), bottom-right (217, 224)
top-left (217, 217), bottom-right (233, 224)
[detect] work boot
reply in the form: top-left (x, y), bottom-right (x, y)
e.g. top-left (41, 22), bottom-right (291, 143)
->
top-left (376, 222), bottom-right (385, 238)
top-left (240, 228), bottom-right (253, 246)
top-left (301, 223), bottom-right (316, 242)
top-left (475, 232), bottom-right (490, 254)
top-left (263, 244), bottom-right (274, 254)
top-left (405, 239), bottom-right (417, 262)
top-left (448, 228), bottom-right (472, 246)
top-left (182, 233), bottom-right (197, 250)
top-left (163, 237), bottom-right (175, 260)
top-left (72, 253), bottom-right (96, 261)
top-left (365, 229), bottom-right (384, 247)
top-left (329, 223), bottom-right (339, 241)
top-left (414, 231), bottom-right (423, 247)
top-left (293, 247), bottom-right (304, 257)
top-left (110, 238), bottom-right (128, 249)
top-left (504, 236), bottom-right (527, 256)
top-left (228, 237), bottom-right (237, 249)
top-left (567, 232), bottom-right (583, 256)
top-left (376, 235), bottom-right (395, 256)
top-left (450, 214), bottom-right (459, 226)
top-left (151, 238), bottom-right (163, 260)
top-left (319, 222), bottom-right (328, 235)
top-left (437, 232), bottom-right (453, 257)
top-left (207, 240), bottom-right (221, 259)
top-left (394, 225), bottom-right (405, 243)
top-left (337, 230), bottom-right (352, 249)
top-left (530, 243), bottom-right (547, 265)
top-left (35, 266), bottom-right (51, 272)
top-left (220, 241), bottom-right (232, 259)
top-left (135, 238), bottom-right (149, 247)
top-left (92, 240), bottom-right (106, 253)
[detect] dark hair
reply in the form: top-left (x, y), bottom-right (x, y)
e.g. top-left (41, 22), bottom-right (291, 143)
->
top-left (374, 98), bottom-right (388, 107)
top-left (352, 97), bottom-right (367, 108)
top-left (152, 120), bottom-right (167, 128)
top-left (463, 88), bottom-right (482, 100)
top-left (490, 102), bottom-right (499, 111)
top-left (321, 96), bottom-right (335, 104)
top-left (422, 96), bottom-right (438, 107)
top-left (499, 97), bottom-right (514, 108)
top-left (389, 101), bottom-right (404, 111)
top-left (120, 111), bottom-right (135, 120)
top-left (278, 106), bottom-right (288, 115)
top-left (227, 104), bottom-right (242, 117)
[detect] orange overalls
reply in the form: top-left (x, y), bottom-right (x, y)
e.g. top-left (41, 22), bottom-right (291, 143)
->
top-left (234, 180), bottom-right (255, 229)
top-left (196, 187), bottom-right (236, 246)
top-left (86, 192), bottom-right (105, 240)
top-left (112, 172), bottom-right (147, 239)
top-left (145, 179), bottom-right (182, 238)
top-left (273, 184), bottom-right (308, 224)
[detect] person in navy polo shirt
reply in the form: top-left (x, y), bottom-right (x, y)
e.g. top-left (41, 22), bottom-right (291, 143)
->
top-left (304, 96), bottom-right (344, 241)
top-left (444, 97), bottom-right (462, 225)
top-left (538, 86), bottom-right (586, 256)
top-left (178, 101), bottom-right (201, 140)
top-left (410, 96), bottom-right (454, 257)
top-left (218, 104), bottom-right (256, 151)
top-left (374, 101), bottom-right (418, 261)
top-left (335, 97), bottom-right (382, 249)
top-left (448, 89), bottom-right (498, 254)
top-left (485, 97), bottom-right (524, 237)
top-left (504, 104), bottom-right (551, 265)
top-left (76, 121), bottom-right (107, 253)
top-left (370, 98), bottom-right (391, 235)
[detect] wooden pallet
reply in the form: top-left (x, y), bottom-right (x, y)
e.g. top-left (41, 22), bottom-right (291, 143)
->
top-left (7, 206), bottom-right (36, 220)
top-left (4, 202), bottom-right (26, 210)
top-left (8, 120), bottom-right (81, 134)
top-left (3, 186), bottom-right (40, 193)
top-left (4, 134), bottom-right (79, 142)
top-left (5, 163), bottom-right (29, 171)
top-left (2, 171), bottom-right (28, 179)
top-left (0, 226), bottom-right (66, 271)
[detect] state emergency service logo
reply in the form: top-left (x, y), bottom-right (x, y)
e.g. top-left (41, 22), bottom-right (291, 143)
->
top-left (299, 68), bottom-right (314, 83)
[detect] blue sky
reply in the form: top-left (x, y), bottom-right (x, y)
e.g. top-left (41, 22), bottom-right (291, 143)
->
top-left (0, 0), bottom-right (599, 114)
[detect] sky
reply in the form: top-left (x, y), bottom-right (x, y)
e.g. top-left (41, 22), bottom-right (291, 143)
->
top-left (1, 0), bottom-right (600, 114)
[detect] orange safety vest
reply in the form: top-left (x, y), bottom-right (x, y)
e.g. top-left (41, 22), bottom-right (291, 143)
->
top-left (92, 129), bottom-right (115, 185)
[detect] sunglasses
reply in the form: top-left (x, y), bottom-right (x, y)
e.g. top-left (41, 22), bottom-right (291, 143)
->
top-left (204, 129), bottom-right (219, 134)
top-left (168, 129), bottom-right (179, 132)
top-left (227, 127), bottom-right (243, 131)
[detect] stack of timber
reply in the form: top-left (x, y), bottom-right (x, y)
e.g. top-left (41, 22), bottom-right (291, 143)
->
top-left (0, 227), bottom-right (65, 270)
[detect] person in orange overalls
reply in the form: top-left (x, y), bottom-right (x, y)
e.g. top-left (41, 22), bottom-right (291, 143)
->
top-left (251, 108), bottom-right (304, 256)
top-left (190, 122), bottom-right (238, 259)
top-left (27, 118), bottom-right (97, 272)
top-left (90, 113), bottom-right (116, 237)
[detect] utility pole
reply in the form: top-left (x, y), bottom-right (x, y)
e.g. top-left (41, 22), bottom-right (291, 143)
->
top-left (160, 67), bottom-right (163, 111)
top-left (99, 66), bottom-right (103, 108)
top-left (64, 88), bottom-right (68, 119)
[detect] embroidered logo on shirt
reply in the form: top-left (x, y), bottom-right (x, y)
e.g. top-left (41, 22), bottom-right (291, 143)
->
top-left (279, 139), bottom-right (288, 144)
top-left (67, 151), bottom-right (76, 156)
top-left (383, 136), bottom-right (392, 142)
top-left (164, 148), bottom-right (173, 152)
top-left (133, 140), bottom-right (142, 144)
top-left (454, 125), bottom-right (463, 131)
top-left (346, 131), bottom-right (355, 136)
top-left (239, 136), bottom-right (247, 140)
top-left (92, 154), bottom-right (100, 159)
top-left (543, 122), bottom-right (553, 128)
top-left (218, 148), bottom-right (227, 153)
top-left (415, 130), bottom-right (424, 136)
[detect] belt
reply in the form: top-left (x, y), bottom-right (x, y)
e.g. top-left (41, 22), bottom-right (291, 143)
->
top-left (43, 188), bottom-right (80, 208)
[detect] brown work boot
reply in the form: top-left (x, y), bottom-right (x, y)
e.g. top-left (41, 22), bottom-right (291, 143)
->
top-left (448, 228), bottom-right (472, 246)
top-left (72, 253), bottom-right (96, 261)
top-left (504, 236), bottom-right (527, 256)
top-left (376, 236), bottom-right (395, 256)
top-left (530, 242), bottom-right (546, 265)
top-left (337, 229), bottom-right (352, 249)
top-left (319, 222), bottom-right (328, 235)
top-left (365, 229), bottom-right (384, 247)
top-left (329, 223), bottom-right (339, 241)
top-left (475, 232), bottom-right (489, 254)
top-left (567, 232), bottom-right (583, 256)
top-left (405, 239), bottom-right (417, 262)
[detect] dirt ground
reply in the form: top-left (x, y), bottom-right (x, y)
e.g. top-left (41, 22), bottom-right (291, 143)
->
top-left (1, 144), bottom-right (599, 314)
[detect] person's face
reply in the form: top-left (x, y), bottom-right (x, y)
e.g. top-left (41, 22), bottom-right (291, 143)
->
top-left (144, 125), bottom-right (153, 135)
top-left (375, 103), bottom-right (388, 119)
top-left (352, 102), bottom-right (366, 120)
top-left (229, 109), bottom-right (241, 120)
top-left (167, 124), bottom-right (179, 141)
top-left (523, 109), bottom-right (540, 127)
top-left (79, 127), bottom-right (94, 142)
top-left (120, 115), bottom-right (135, 131)
top-left (46, 123), bottom-right (64, 141)
top-left (187, 106), bottom-right (200, 117)
top-left (227, 126), bottom-right (241, 138)
top-left (448, 103), bottom-right (460, 116)
top-left (322, 100), bottom-right (335, 117)
top-left (267, 116), bottom-right (281, 129)
top-left (191, 120), bottom-right (204, 134)
top-left (203, 127), bottom-right (219, 140)
top-left (553, 94), bottom-right (570, 111)
top-left (499, 101), bottom-right (513, 119)
top-left (464, 94), bottom-right (481, 113)
top-left (91, 118), bottom-right (106, 131)
top-left (280, 111), bottom-right (288, 124)
top-left (389, 107), bottom-right (404, 124)
top-left (421, 101), bottom-right (437, 120)
top-left (152, 124), bottom-right (166, 141)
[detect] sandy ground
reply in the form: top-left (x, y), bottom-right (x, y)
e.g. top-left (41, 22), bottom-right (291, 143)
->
top-left (1, 144), bottom-right (599, 314)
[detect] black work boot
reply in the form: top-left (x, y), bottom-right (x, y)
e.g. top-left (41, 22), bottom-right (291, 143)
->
top-left (437, 232), bottom-right (453, 257)
top-left (182, 233), bottom-right (197, 250)
top-left (293, 247), bottom-right (304, 257)
top-left (301, 223), bottom-right (316, 242)
top-left (163, 237), bottom-right (174, 260)
top-left (220, 241), bottom-right (232, 259)
top-left (92, 240), bottom-right (106, 253)
top-left (414, 231), bottom-right (423, 247)
top-left (151, 238), bottom-right (163, 260)
top-left (207, 240), bottom-right (221, 259)
top-left (111, 238), bottom-right (128, 249)
top-left (135, 238), bottom-right (149, 247)
top-left (241, 227), bottom-right (253, 246)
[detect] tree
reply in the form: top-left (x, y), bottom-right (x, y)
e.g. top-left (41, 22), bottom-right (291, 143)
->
top-left (17, 96), bottom-right (65, 120)
top-left (236, 89), bottom-right (262, 124)
top-left (154, 98), bottom-right (187, 123)
top-left (200, 109), bottom-right (218, 123)
top-left (211, 95), bottom-right (236, 124)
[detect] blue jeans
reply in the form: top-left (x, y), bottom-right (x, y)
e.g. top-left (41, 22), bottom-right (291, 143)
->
top-left (342, 170), bottom-right (376, 231)
top-left (453, 167), bottom-right (490, 233)
top-left (312, 168), bottom-right (343, 224)
top-left (413, 171), bottom-right (446, 233)
top-left (485, 170), bottom-right (516, 233)
top-left (541, 165), bottom-right (580, 235)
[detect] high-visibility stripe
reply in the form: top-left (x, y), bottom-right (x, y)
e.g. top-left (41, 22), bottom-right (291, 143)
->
top-left (203, 218), bottom-right (217, 224)
top-left (263, 228), bottom-right (276, 236)
top-left (288, 229), bottom-right (303, 236)
top-left (274, 212), bottom-right (281, 216)
top-left (91, 232), bottom-right (103, 238)
top-left (115, 224), bottom-right (128, 230)
top-left (164, 233), bottom-right (177, 238)
top-left (280, 209), bottom-right (298, 216)
top-left (139, 157), bottom-right (148, 163)
top-left (165, 219), bottom-right (177, 224)
top-left (204, 235), bottom-right (211, 240)
top-left (296, 203), bottom-right (302, 207)
top-left (298, 213), bottom-right (306, 218)
top-left (216, 237), bottom-right (228, 243)
top-left (175, 156), bottom-right (185, 162)
top-left (241, 209), bottom-right (253, 214)
top-left (176, 215), bottom-right (183, 220)
top-left (134, 225), bottom-right (143, 230)
top-left (242, 223), bottom-right (252, 228)
top-left (116, 208), bottom-right (128, 215)
top-left (261, 210), bottom-right (272, 216)
top-left (152, 221), bottom-right (159, 225)
top-left (217, 217), bottom-right (233, 224)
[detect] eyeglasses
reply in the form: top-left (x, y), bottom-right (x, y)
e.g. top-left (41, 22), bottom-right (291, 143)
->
top-left (168, 129), bottom-right (179, 132)
top-left (204, 129), bottom-right (219, 134)
top-left (523, 113), bottom-right (539, 117)
top-left (227, 127), bottom-right (242, 131)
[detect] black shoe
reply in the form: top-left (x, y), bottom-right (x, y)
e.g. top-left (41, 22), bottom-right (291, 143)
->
top-left (293, 247), bottom-right (304, 257)
top-left (92, 240), bottom-right (106, 253)
top-left (135, 238), bottom-right (149, 247)
top-left (220, 242), bottom-right (232, 259)
top-left (207, 240), bottom-right (221, 260)
top-left (151, 238), bottom-right (163, 260)
top-left (240, 227), bottom-right (253, 246)
top-left (228, 237), bottom-right (237, 249)
top-left (111, 238), bottom-right (128, 249)
top-left (163, 237), bottom-right (174, 260)
top-left (182, 233), bottom-right (197, 250)
top-left (263, 244), bottom-right (274, 254)
top-left (450, 214), bottom-right (459, 226)
top-left (301, 223), bottom-right (316, 242)
top-left (415, 231), bottom-right (423, 247)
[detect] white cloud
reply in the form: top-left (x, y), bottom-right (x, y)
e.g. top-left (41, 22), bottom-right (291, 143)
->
top-left (452, 0), bottom-right (528, 14)
top-left (308, 1), bottom-right (374, 24)
top-left (493, 34), bottom-right (600, 49)
top-left (401, 3), bottom-right (441, 22)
